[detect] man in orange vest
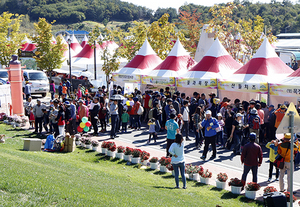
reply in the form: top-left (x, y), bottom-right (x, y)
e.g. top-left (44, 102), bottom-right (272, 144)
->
top-left (274, 105), bottom-right (287, 135)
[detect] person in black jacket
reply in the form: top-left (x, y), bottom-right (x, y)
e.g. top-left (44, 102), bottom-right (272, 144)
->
top-left (90, 97), bottom-right (100, 136)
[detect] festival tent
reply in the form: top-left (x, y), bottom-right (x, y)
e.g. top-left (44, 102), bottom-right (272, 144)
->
top-left (24, 39), bottom-right (37, 52)
top-left (21, 36), bottom-right (30, 51)
top-left (142, 38), bottom-right (196, 89)
top-left (70, 34), bottom-right (82, 55)
top-left (219, 38), bottom-right (294, 103)
top-left (113, 39), bottom-right (162, 92)
top-left (81, 35), bottom-right (88, 48)
top-left (270, 68), bottom-right (300, 105)
top-left (178, 38), bottom-right (241, 90)
top-left (194, 24), bottom-right (214, 62)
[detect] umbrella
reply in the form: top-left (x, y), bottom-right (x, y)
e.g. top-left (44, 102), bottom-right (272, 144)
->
top-left (110, 94), bottom-right (125, 100)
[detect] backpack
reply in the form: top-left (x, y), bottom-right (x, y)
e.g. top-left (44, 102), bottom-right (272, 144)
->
top-left (137, 105), bottom-right (144, 115)
top-left (148, 98), bottom-right (153, 108)
top-left (148, 108), bottom-right (155, 119)
top-left (250, 116), bottom-right (260, 130)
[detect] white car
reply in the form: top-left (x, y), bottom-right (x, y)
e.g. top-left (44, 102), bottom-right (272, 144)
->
top-left (23, 70), bottom-right (49, 97)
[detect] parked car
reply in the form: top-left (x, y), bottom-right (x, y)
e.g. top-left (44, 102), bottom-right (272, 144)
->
top-left (23, 70), bottom-right (49, 97)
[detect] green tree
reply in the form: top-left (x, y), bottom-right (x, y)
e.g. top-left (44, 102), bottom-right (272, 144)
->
top-left (0, 12), bottom-right (25, 67)
top-left (32, 18), bottom-right (67, 80)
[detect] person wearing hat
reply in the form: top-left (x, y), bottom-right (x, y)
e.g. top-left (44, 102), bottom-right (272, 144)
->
top-left (200, 110), bottom-right (220, 160)
top-left (230, 113), bottom-right (245, 155)
top-left (241, 133), bottom-right (263, 190)
top-left (245, 108), bottom-right (260, 144)
top-left (24, 80), bottom-right (31, 101)
top-left (277, 133), bottom-right (298, 192)
top-left (274, 105), bottom-right (287, 135)
top-left (33, 99), bottom-right (45, 134)
top-left (216, 112), bottom-right (225, 148)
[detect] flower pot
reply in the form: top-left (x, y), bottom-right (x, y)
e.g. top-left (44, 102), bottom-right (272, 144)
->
top-left (216, 180), bottom-right (226, 190)
top-left (160, 165), bottom-right (168, 173)
top-left (107, 150), bottom-right (115, 158)
top-left (124, 155), bottom-right (132, 162)
top-left (140, 160), bottom-right (148, 166)
top-left (85, 144), bottom-right (91, 149)
top-left (15, 123), bottom-right (20, 127)
top-left (92, 146), bottom-right (98, 151)
top-left (188, 174), bottom-right (193, 180)
top-left (116, 152), bottom-right (124, 159)
top-left (193, 173), bottom-right (199, 181)
top-left (131, 157), bottom-right (140, 164)
top-left (75, 141), bottom-right (80, 146)
top-left (172, 170), bottom-right (175, 176)
top-left (231, 186), bottom-right (242, 195)
top-left (81, 143), bottom-right (85, 148)
top-left (150, 162), bottom-right (158, 170)
top-left (245, 190), bottom-right (257, 200)
top-left (101, 148), bottom-right (107, 155)
top-left (200, 177), bottom-right (210, 184)
top-left (0, 139), bottom-right (5, 143)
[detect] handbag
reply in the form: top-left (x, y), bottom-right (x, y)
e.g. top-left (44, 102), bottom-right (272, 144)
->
top-left (274, 148), bottom-right (289, 169)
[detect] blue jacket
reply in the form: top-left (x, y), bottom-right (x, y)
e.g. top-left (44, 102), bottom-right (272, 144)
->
top-left (201, 117), bottom-right (219, 137)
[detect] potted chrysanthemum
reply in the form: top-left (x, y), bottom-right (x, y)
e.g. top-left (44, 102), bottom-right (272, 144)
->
top-left (216, 172), bottom-right (228, 189)
top-left (200, 169), bottom-right (212, 184)
top-left (101, 141), bottom-right (108, 155)
top-left (91, 140), bottom-right (99, 151)
top-left (140, 151), bottom-right (150, 165)
top-left (149, 157), bottom-right (158, 169)
top-left (124, 147), bottom-right (133, 161)
top-left (245, 182), bottom-right (260, 200)
top-left (107, 141), bottom-right (116, 157)
top-left (159, 157), bottom-right (171, 173)
top-left (116, 146), bottom-right (125, 159)
top-left (131, 148), bottom-right (142, 164)
top-left (228, 178), bottom-right (243, 195)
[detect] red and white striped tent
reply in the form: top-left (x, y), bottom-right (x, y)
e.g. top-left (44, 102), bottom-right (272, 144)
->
top-left (24, 39), bottom-right (36, 52)
top-left (81, 35), bottom-right (88, 48)
top-left (117, 39), bottom-right (162, 75)
top-left (21, 36), bottom-right (30, 51)
top-left (181, 38), bottom-right (240, 80)
top-left (70, 34), bottom-right (82, 55)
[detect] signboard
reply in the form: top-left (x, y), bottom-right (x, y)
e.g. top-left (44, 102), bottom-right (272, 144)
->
top-left (270, 84), bottom-right (300, 97)
top-left (0, 84), bottom-right (12, 115)
top-left (276, 102), bottom-right (300, 134)
top-left (219, 81), bottom-right (268, 94)
top-left (176, 77), bottom-right (217, 89)
top-left (112, 73), bottom-right (140, 84)
top-left (141, 75), bottom-right (175, 86)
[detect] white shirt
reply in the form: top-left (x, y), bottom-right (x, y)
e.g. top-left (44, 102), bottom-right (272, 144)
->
top-left (182, 107), bottom-right (189, 121)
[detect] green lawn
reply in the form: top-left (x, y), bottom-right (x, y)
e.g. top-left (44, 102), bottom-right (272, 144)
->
top-left (0, 124), bottom-right (263, 206)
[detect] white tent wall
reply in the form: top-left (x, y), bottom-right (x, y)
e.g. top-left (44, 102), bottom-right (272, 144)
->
top-left (219, 90), bottom-right (266, 103)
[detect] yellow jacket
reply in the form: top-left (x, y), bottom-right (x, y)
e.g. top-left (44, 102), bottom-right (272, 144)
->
top-left (266, 142), bottom-right (277, 163)
top-left (278, 142), bottom-right (298, 163)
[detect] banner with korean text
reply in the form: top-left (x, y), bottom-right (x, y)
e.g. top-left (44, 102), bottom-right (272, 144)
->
top-left (112, 73), bottom-right (141, 84)
top-left (219, 81), bottom-right (268, 94)
top-left (270, 84), bottom-right (300, 97)
top-left (141, 75), bottom-right (175, 86)
top-left (176, 78), bottom-right (217, 89)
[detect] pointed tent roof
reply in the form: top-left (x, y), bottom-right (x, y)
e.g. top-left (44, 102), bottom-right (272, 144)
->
top-left (182, 38), bottom-right (241, 79)
top-left (21, 36), bottom-right (30, 51)
top-left (226, 38), bottom-right (293, 83)
top-left (147, 39), bottom-right (196, 77)
top-left (277, 67), bottom-right (300, 85)
top-left (70, 34), bottom-right (82, 54)
top-left (117, 39), bottom-right (162, 75)
top-left (72, 43), bottom-right (101, 65)
top-left (24, 39), bottom-right (36, 52)
top-left (81, 35), bottom-right (88, 48)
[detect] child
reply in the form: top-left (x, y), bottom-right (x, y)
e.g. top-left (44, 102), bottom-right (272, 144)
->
top-left (175, 114), bottom-right (183, 131)
top-left (121, 108), bottom-right (129, 133)
top-left (266, 139), bottom-right (280, 182)
top-left (42, 108), bottom-right (50, 133)
top-left (216, 113), bottom-right (225, 148)
top-left (147, 118), bottom-right (157, 144)
top-left (29, 107), bottom-right (35, 129)
top-left (62, 83), bottom-right (67, 95)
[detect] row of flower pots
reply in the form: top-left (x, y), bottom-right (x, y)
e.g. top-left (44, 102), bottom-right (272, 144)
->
top-left (75, 138), bottom-right (297, 203)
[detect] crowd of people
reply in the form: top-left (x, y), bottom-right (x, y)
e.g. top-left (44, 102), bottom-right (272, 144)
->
top-left (23, 81), bottom-right (300, 191)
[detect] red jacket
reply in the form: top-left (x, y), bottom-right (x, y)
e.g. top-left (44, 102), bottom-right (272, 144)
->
top-left (132, 101), bottom-right (140, 115)
top-left (241, 142), bottom-right (263, 166)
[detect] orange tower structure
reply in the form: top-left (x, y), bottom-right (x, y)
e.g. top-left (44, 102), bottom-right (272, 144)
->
top-left (6, 55), bottom-right (24, 116)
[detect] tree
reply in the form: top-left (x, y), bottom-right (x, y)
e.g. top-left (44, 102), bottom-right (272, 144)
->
top-left (148, 13), bottom-right (185, 60)
top-left (177, 9), bottom-right (203, 56)
top-left (207, 2), bottom-right (276, 63)
top-left (0, 12), bottom-right (25, 67)
top-left (32, 18), bottom-right (67, 80)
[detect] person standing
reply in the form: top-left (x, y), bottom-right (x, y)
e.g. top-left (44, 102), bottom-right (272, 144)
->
top-left (181, 100), bottom-right (191, 141)
top-left (274, 105), bottom-right (287, 135)
top-left (169, 133), bottom-right (187, 189)
top-left (165, 113), bottom-right (180, 157)
top-left (110, 100), bottom-right (119, 139)
top-left (266, 139), bottom-right (280, 182)
top-left (200, 110), bottom-right (220, 160)
top-left (89, 97), bottom-right (100, 136)
top-left (56, 105), bottom-right (65, 136)
top-left (121, 108), bottom-right (129, 133)
top-left (33, 99), bottom-right (44, 134)
top-left (192, 106), bottom-right (202, 149)
top-left (50, 80), bottom-right (55, 100)
top-left (278, 133), bottom-right (298, 192)
top-left (230, 113), bottom-right (244, 155)
top-left (224, 105), bottom-right (235, 139)
top-left (132, 97), bottom-right (141, 130)
top-left (24, 81), bottom-right (31, 101)
top-left (241, 133), bottom-right (263, 189)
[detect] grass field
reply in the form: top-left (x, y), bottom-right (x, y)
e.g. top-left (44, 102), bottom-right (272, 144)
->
top-left (0, 124), bottom-right (263, 206)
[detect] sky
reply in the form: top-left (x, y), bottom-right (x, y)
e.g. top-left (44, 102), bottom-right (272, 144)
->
top-left (121, 0), bottom-right (296, 11)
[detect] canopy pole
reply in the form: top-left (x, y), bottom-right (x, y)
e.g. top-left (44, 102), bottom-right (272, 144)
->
top-left (288, 110), bottom-right (295, 207)
top-left (94, 40), bottom-right (97, 80)
top-left (217, 79), bottom-right (219, 98)
top-left (267, 83), bottom-right (270, 105)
